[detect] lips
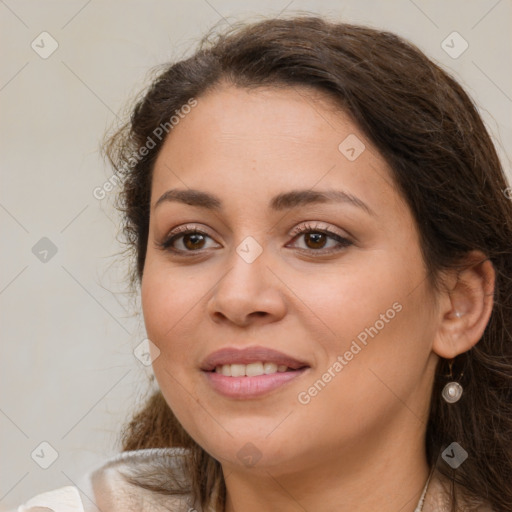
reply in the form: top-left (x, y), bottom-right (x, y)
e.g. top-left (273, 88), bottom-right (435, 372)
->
top-left (200, 346), bottom-right (310, 372)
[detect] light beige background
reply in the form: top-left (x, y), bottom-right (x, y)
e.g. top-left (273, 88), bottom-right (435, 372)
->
top-left (1, 0), bottom-right (511, 508)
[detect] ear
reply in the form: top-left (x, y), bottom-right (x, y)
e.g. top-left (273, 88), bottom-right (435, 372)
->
top-left (432, 250), bottom-right (495, 359)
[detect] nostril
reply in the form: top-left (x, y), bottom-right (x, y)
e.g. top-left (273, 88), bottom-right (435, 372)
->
top-left (252, 311), bottom-right (267, 317)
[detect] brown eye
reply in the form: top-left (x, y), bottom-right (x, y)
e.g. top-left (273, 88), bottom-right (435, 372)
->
top-left (303, 232), bottom-right (328, 249)
top-left (182, 233), bottom-right (207, 250)
top-left (288, 223), bottom-right (353, 255)
top-left (159, 228), bottom-right (218, 253)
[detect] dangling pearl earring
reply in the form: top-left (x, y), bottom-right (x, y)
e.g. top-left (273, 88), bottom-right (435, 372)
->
top-left (454, 311), bottom-right (463, 318)
top-left (442, 358), bottom-right (464, 403)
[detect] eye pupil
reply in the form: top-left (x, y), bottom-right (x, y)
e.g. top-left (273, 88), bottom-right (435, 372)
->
top-left (305, 232), bottom-right (326, 249)
top-left (184, 233), bottom-right (206, 250)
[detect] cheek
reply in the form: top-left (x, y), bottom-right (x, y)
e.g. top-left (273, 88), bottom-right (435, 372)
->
top-left (140, 259), bottom-right (209, 381)
top-left (293, 254), bottom-right (410, 346)
top-left (141, 271), bottom-right (169, 344)
top-left (141, 258), bottom-right (193, 345)
top-left (298, 251), bottom-right (432, 401)
top-left (140, 268), bottom-right (200, 417)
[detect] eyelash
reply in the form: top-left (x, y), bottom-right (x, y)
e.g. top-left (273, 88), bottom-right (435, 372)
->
top-left (157, 222), bottom-right (353, 256)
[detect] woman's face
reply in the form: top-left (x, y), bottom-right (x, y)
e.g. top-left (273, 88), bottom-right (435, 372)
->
top-left (141, 84), bottom-right (440, 475)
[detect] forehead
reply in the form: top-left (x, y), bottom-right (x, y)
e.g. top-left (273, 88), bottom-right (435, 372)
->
top-left (151, 84), bottom-right (405, 218)
top-left (161, 84), bottom-right (355, 152)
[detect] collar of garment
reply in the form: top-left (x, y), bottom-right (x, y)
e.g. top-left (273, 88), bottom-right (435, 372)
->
top-left (16, 447), bottom-right (494, 512)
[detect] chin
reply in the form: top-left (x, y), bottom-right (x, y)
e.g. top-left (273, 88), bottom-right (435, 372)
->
top-left (191, 428), bottom-right (307, 473)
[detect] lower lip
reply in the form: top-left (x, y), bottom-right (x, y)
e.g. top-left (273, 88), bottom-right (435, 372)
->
top-left (202, 368), bottom-right (308, 399)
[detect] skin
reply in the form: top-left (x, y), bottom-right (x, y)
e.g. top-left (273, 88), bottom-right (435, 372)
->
top-left (141, 83), bottom-right (495, 512)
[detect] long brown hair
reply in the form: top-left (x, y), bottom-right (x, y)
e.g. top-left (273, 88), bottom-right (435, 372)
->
top-left (103, 14), bottom-right (512, 512)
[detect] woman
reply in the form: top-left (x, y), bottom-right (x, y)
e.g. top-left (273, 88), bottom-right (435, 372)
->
top-left (16, 14), bottom-right (512, 512)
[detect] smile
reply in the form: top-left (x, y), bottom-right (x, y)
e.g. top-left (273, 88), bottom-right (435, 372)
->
top-left (203, 366), bottom-right (309, 399)
top-left (214, 362), bottom-right (295, 377)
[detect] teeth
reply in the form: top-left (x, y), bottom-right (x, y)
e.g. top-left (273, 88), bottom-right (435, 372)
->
top-left (214, 362), bottom-right (291, 376)
top-left (221, 365), bottom-right (232, 377)
top-left (263, 362), bottom-right (278, 374)
top-left (246, 362), bottom-right (264, 377)
top-left (231, 364), bottom-right (245, 377)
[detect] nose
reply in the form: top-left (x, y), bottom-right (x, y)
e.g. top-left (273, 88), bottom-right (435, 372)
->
top-left (207, 244), bottom-right (287, 328)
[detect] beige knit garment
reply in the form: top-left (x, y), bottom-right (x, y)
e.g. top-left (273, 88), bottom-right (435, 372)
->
top-left (14, 448), bottom-right (495, 512)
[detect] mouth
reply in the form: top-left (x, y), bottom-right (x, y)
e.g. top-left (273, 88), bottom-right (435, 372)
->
top-left (200, 346), bottom-right (310, 399)
top-left (210, 361), bottom-right (307, 377)
top-left (200, 345), bottom-right (310, 373)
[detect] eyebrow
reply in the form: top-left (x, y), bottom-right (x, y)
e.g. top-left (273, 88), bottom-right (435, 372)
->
top-left (154, 188), bottom-right (375, 216)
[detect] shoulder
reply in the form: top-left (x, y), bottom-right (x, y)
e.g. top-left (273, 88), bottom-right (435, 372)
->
top-left (14, 447), bottom-right (205, 512)
top-left (15, 485), bottom-right (84, 512)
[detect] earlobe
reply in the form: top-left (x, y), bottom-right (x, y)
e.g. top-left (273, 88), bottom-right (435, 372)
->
top-left (432, 251), bottom-right (495, 359)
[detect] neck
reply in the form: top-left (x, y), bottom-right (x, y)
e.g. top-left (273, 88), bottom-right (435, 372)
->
top-left (221, 422), bottom-right (430, 512)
